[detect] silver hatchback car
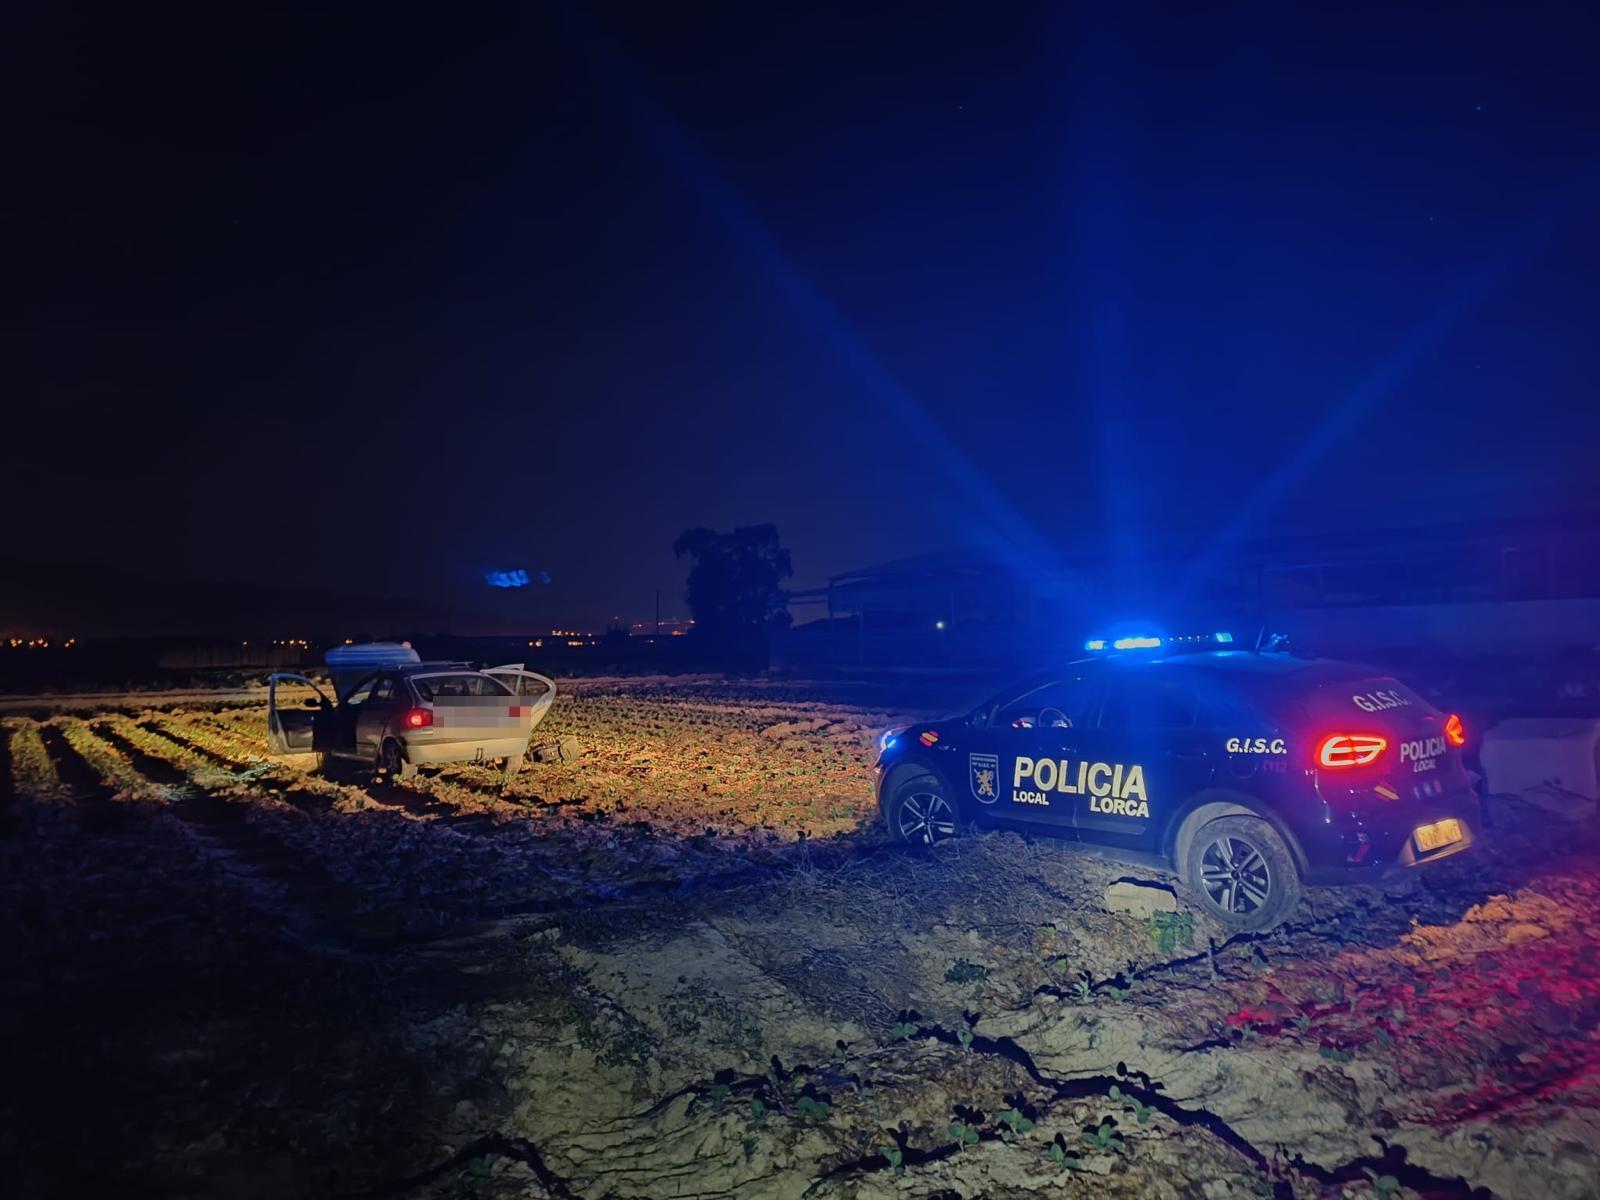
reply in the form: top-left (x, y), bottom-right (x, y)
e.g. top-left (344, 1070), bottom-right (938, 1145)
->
top-left (268, 659), bottom-right (556, 779)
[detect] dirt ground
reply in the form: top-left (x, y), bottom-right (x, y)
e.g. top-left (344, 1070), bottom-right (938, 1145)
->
top-left (3, 679), bottom-right (1598, 1200)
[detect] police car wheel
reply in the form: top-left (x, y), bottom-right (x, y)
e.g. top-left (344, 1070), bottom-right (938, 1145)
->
top-left (1184, 816), bottom-right (1300, 931)
top-left (887, 773), bottom-right (961, 845)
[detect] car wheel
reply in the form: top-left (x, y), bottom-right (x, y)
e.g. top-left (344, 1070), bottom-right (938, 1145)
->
top-left (1184, 815), bottom-right (1301, 931)
top-left (377, 738), bottom-right (417, 782)
top-left (886, 772), bottom-right (962, 846)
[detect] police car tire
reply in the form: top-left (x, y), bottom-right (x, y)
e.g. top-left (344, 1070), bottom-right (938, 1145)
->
top-left (885, 772), bottom-right (965, 846)
top-left (1183, 815), bottom-right (1301, 932)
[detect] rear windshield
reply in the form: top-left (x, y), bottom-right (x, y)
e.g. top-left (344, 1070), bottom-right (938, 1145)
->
top-left (410, 673), bottom-right (512, 700)
top-left (488, 672), bottom-right (553, 698)
top-left (1301, 676), bottom-right (1435, 723)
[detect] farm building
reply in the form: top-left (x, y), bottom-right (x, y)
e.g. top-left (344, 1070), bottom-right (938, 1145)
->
top-left (777, 512), bottom-right (1600, 676)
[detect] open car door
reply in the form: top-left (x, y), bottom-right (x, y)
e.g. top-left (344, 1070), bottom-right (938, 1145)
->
top-left (483, 665), bottom-right (558, 733)
top-left (267, 673), bottom-right (331, 756)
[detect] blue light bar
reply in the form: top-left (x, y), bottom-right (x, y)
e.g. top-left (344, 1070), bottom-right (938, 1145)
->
top-left (1113, 635), bottom-right (1162, 650)
top-left (1088, 630), bottom-right (1230, 653)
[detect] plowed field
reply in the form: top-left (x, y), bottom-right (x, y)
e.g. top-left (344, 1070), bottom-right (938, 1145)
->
top-left (3, 679), bottom-right (1597, 1200)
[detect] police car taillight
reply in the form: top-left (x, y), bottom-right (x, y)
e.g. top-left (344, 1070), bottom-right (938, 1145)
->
top-left (1444, 713), bottom-right (1466, 747)
top-left (1317, 733), bottom-right (1387, 768)
top-left (406, 707), bottom-right (433, 729)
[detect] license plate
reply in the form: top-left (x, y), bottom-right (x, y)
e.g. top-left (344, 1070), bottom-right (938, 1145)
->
top-left (1413, 818), bottom-right (1463, 853)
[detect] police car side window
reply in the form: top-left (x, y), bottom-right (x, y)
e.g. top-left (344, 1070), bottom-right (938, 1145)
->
top-left (369, 676), bottom-right (396, 704)
top-left (1097, 681), bottom-right (1199, 730)
top-left (998, 679), bottom-right (1092, 730)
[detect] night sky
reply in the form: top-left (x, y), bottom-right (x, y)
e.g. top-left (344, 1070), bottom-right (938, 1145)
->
top-left (9, 2), bottom-right (1600, 632)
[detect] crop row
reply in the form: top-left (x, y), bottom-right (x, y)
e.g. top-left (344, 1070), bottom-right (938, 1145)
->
top-left (54, 718), bottom-right (170, 800)
top-left (4, 718), bottom-right (67, 801)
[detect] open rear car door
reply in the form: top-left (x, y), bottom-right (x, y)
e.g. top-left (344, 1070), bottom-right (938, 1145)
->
top-left (267, 673), bottom-right (331, 756)
top-left (483, 665), bottom-right (558, 733)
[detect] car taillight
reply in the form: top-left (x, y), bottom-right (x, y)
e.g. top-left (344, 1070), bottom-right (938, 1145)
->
top-left (405, 708), bottom-right (432, 729)
top-left (1444, 713), bottom-right (1466, 747)
top-left (1317, 733), bottom-right (1388, 768)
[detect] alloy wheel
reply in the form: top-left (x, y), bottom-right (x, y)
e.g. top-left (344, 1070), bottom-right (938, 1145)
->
top-left (1198, 834), bottom-right (1272, 915)
top-left (897, 790), bottom-right (957, 844)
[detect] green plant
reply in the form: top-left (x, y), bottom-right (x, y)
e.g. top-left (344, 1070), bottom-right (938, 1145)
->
top-left (997, 1107), bottom-right (1034, 1138)
top-left (466, 1155), bottom-right (494, 1180)
top-left (957, 1028), bottom-right (973, 1050)
top-left (878, 1145), bottom-right (905, 1177)
top-left (1070, 975), bottom-right (1092, 1001)
top-left (1144, 910), bottom-right (1194, 955)
top-left (945, 959), bottom-right (989, 985)
top-left (1319, 1045), bottom-right (1354, 1064)
top-left (748, 1097), bottom-right (768, 1126)
top-left (948, 1121), bottom-right (980, 1149)
top-left (1294, 1014), bottom-right (1311, 1032)
top-left (795, 1095), bottom-right (831, 1120)
top-left (709, 1083), bottom-right (730, 1101)
top-left (1081, 1119), bottom-right (1124, 1153)
top-left (1108, 1085), bottom-right (1153, 1125)
top-left (1362, 1167), bottom-right (1401, 1198)
top-left (1046, 1139), bottom-right (1078, 1170)
top-left (891, 1021), bottom-right (918, 1040)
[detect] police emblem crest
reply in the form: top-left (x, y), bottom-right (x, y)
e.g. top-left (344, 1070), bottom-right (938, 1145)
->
top-left (969, 753), bottom-right (1000, 804)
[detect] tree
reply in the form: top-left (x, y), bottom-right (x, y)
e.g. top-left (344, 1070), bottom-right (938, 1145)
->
top-left (672, 524), bottom-right (793, 671)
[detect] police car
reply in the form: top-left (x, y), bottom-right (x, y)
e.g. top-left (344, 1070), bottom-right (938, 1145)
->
top-left (875, 633), bottom-right (1480, 930)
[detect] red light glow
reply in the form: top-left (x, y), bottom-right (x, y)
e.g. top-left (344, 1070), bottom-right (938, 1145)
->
top-left (1317, 733), bottom-right (1388, 768)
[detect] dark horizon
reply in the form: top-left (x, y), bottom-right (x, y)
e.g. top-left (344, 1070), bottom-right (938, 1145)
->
top-left (10, 2), bottom-right (1600, 632)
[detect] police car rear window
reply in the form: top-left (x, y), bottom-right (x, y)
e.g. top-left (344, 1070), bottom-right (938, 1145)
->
top-left (1302, 677), bottom-right (1434, 722)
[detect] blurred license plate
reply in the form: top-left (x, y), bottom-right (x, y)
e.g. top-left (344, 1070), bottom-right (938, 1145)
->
top-left (1413, 818), bottom-right (1462, 853)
